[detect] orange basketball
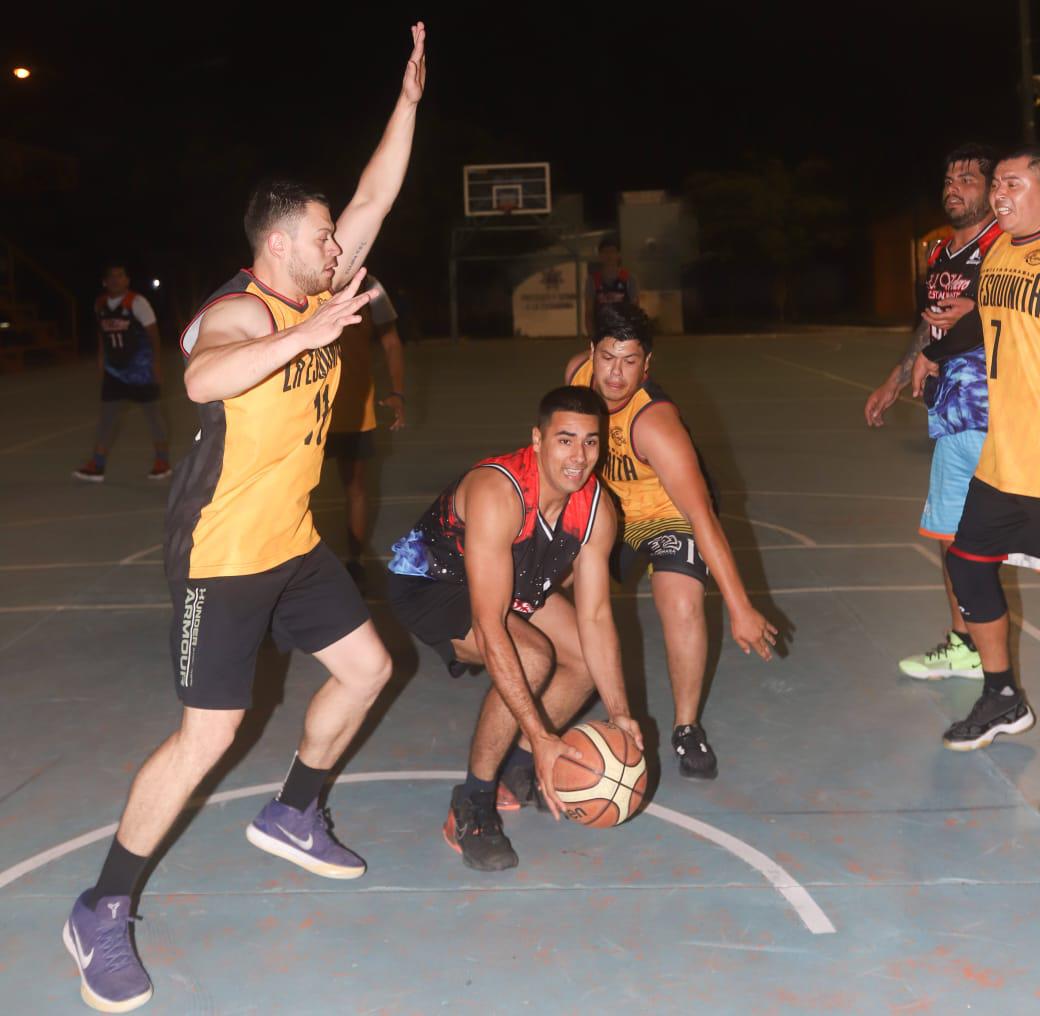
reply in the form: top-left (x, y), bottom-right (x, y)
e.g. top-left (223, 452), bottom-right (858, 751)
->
top-left (552, 720), bottom-right (647, 827)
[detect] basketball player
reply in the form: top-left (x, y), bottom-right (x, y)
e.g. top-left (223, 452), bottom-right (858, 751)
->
top-left (941, 146), bottom-right (1040, 750)
top-left (864, 145), bottom-right (1000, 682)
top-left (61, 24), bottom-right (425, 1012)
top-left (73, 263), bottom-right (171, 481)
top-left (387, 386), bottom-right (643, 871)
top-left (584, 235), bottom-right (639, 336)
top-left (567, 303), bottom-right (777, 780)
top-left (326, 273), bottom-right (406, 587)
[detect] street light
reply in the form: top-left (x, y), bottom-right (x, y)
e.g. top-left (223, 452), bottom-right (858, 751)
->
top-left (12, 68), bottom-right (31, 80)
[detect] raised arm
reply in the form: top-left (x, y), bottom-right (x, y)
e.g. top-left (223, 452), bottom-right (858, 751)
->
top-left (184, 271), bottom-right (371, 403)
top-left (634, 403), bottom-right (777, 659)
top-left (571, 495), bottom-right (643, 749)
top-left (330, 23), bottom-right (427, 291)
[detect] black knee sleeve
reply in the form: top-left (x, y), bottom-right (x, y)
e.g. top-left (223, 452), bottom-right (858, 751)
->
top-left (946, 549), bottom-right (1006, 623)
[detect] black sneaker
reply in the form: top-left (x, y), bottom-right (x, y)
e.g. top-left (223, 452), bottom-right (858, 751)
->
top-left (943, 688), bottom-right (1035, 751)
top-left (672, 723), bottom-right (718, 779)
top-left (496, 763), bottom-right (549, 813)
top-left (442, 786), bottom-right (519, 871)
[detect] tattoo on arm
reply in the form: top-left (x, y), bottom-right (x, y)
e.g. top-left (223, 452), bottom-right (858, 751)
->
top-left (895, 322), bottom-right (930, 385)
top-left (343, 242), bottom-right (367, 277)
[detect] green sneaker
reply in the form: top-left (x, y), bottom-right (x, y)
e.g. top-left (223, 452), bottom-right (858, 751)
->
top-left (898, 632), bottom-right (982, 680)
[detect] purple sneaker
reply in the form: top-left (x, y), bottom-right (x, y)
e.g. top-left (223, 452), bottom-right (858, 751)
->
top-left (246, 798), bottom-right (366, 879)
top-left (63, 892), bottom-right (153, 1012)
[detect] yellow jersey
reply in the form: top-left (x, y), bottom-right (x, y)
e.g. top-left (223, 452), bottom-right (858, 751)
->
top-left (975, 232), bottom-right (1040, 497)
top-left (167, 269), bottom-right (338, 579)
top-left (330, 304), bottom-right (376, 434)
top-left (570, 358), bottom-right (685, 531)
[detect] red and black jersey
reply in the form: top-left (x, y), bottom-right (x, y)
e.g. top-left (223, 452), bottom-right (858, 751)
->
top-left (591, 269), bottom-right (634, 308)
top-left (920, 219), bottom-right (1002, 361)
top-left (388, 445), bottom-right (602, 615)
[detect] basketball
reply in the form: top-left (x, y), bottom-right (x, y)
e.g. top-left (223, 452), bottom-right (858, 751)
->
top-left (552, 720), bottom-right (648, 827)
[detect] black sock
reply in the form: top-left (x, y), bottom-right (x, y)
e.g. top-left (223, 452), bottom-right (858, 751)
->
top-left (502, 745), bottom-right (533, 772)
top-left (983, 668), bottom-right (1016, 696)
top-left (277, 754), bottom-right (329, 811)
top-left (462, 770), bottom-right (497, 798)
top-left (954, 630), bottom-right (977, 651)
top-left (84, 839), bottom-right (149, 908)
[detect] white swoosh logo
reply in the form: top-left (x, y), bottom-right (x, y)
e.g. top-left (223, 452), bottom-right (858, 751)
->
top-left (72, 925), bottom-right (94, 969)
top-left (276, 825), bottom-right (313, 851)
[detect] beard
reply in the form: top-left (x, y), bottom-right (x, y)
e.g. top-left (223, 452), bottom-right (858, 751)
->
top-left (946, 197), bottom-right (990, 230)
top-left (287, 252), bottom-right (327, 297)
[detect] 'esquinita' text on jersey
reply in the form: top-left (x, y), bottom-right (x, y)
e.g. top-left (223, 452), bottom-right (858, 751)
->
top-left (388, 445), bottom-right (602, 615)
top-left (570, 358), bottom-right (687, 527)
top-left (165, 269), bottom-right (338, 579)
top-left (974, 231), bottom-right (1040, 497)
top-left (921, 220), bottom-right (1001, 439)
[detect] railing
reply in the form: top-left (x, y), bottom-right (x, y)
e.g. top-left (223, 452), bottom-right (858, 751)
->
top-left (0, 235), bottom-right (78, 353)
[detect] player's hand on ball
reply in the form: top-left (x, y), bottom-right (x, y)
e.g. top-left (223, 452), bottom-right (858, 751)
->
top-left (297, 268), bottom-right (371, 351)
top-left (608, 714), bottom-right (644, 752)
top-left (732, 606), bottom-right (778, 661)
top-left (531, 732), bottom-right (582, 821)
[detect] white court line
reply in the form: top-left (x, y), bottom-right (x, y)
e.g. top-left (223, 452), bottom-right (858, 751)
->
top-left (8, 583), bottom-right (1040, 614)
top-left (0, 770), bottom-right (834, 935)
top-left (761, 354), bottom-right (925, 410)
top-left (120, 543), bottom-right (163, 565)
top-left (720, 513), bottom-right (816, 547)
top-left (0, 422), bottom-right (94, 456)
top-left (720, 489), bottom-right (924, 503)
top-left (912, 543), bottom-right (1040, 646)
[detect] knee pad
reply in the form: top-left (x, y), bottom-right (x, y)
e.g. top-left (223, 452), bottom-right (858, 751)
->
top-left (946, 549), bottom-right (1007, 623)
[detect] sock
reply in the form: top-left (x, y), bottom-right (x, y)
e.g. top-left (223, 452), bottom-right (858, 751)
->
top-left (277, 753), bottom-right (329, 811)
top-left (983, 668), bottom-right (1016, 696)
top-left (155, 448), bottom-right (170, 465)
top-left (953, 630), bottom-right (977, 652)
top-left (462, 770), bottom-right (497, 798)
top-left (502, 745), bottom-right (533, 772)
top-left (92, 452), bottom-right (107, 470)
top-left (84, 839), bottom-right (148, 908)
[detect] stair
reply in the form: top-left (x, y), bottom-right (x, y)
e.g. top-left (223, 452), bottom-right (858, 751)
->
top-left (0, 238), bottom-right (77, 372)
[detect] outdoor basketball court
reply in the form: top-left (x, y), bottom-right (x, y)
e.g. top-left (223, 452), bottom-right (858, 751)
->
top-left (3, 328), bottom-right (1040, 1013)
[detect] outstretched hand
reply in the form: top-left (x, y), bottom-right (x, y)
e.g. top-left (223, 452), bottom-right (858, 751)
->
top-left (297, 268), bottom-right (371, 351)
top-left (402, 22), bottom-right (427, 104)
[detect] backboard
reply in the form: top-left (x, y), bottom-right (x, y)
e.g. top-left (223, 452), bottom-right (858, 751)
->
top-left (463, 163), bottom-right (551, 217)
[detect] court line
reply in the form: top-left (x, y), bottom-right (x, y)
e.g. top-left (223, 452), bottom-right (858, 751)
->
top-left (0, 422), bottom-right (95, 456)
top-left (0, 489), bottom-right (926, 528)
top-left (761, 354), bottom-right (925, 410)
top-left (6, 582), bottom-right (1040, 614)
top-left (120, 543), bottom-right (163, 565)
top-left (720, 513), bottom-right (816, 547)
top-left (0, 770), bottom-right (835, 935)
top-left (912, 544), bottom-right (1040, 646)
top-left (0, 543), bottom-right (940, 573)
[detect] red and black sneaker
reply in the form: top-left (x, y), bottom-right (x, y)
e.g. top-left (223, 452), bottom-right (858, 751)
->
top-left (72, 461), bottom-right (105, 483)
top-left (147, 459), bottom-right (172, 480)
top-left (443, 785), bottom-right (518, 871)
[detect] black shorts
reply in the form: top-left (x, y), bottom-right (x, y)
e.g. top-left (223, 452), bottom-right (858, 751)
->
top-left (387, 573), bottom-right (472, 666)
top-left (611, 518), bottom-right (709, 585)
top-left (325, 430), bottom-right (376, 461)
top-left (101, 372), bottom-right (160, 403)
top-left (952, 477), bottom-right (1040, 561)
top-left (168, 542), bottom-right (369, 709)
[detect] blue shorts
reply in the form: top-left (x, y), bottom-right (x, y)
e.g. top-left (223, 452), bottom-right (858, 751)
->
top-left (919, 430), bottom-right (986, 540)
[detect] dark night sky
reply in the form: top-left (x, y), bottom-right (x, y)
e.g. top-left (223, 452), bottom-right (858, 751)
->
top-left (2, 1), bottom-right (1037, 325)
